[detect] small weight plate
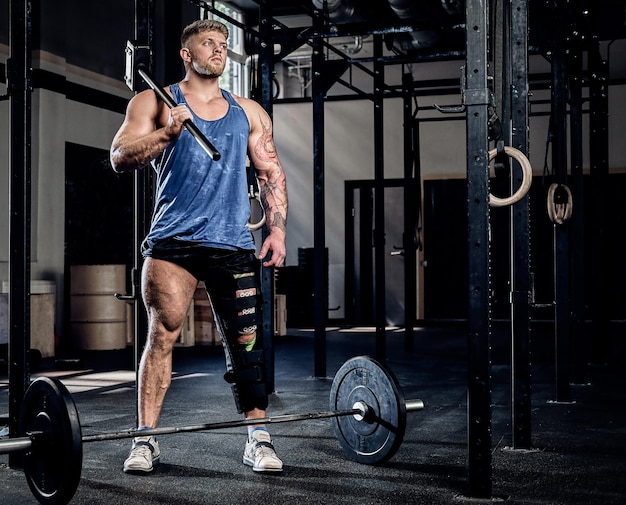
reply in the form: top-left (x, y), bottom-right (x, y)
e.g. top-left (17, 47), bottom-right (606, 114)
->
top-left (19, 377), bottom-right (83, 505)
top-left (330, 356), bottom-right (407, 464)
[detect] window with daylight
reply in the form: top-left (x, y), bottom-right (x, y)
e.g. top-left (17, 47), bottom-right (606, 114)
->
top-left (200, 2), bottom-right (249, 96)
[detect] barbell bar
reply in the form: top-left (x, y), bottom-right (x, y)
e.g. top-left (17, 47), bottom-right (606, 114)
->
top-left (136, 66), bottom-right (222, 162)
top-left (84, 406), bottom-right (375, 443)
top-left (1, 355), bottom-right (423, 505)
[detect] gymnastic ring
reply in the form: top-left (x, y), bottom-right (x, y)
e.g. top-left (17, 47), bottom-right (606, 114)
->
top-left (546, 183), bottom-right (573, 225)
top-left (488, 146), bottom-right (533, 207)
top-left (248, 191), bottom-right (266, 231)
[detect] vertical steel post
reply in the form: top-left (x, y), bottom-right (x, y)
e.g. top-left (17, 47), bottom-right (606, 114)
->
top-left (588, 44), bottom-right (610, 364)
top-left (464, 0), bottom-right (492, 497)
top-left (7, 0), bottom-right (32, 468)
top-left (510, 0), bottom-right (532, 449)
top-left (359, 188), bottom-right (374, 325)
top-left (402, 71), bottom-right (417, 353)
top-left (550, 4), bottom-right (571, 403)
top-left (257, 2), bottom-right (276, 390)
top-left (344, 185), bottom-right (355, 324)
top-left (154, 1), bottom-right (186, 86)
top-left (311, 8), bottom-right (327, 377)
top-left (568, 37), bottom-right (587, 385)
top-left (132, 0), bottom-right (154, 422)
top-left (373, 34), bottom-right (386, 360)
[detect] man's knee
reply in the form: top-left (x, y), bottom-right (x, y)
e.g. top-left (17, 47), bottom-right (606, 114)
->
top-left (147, 303), bottom-right (189, 338)
top-left (237, 328), bottom-right (257, 350)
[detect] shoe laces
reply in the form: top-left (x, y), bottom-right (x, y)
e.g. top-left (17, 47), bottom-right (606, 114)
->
top-left (131, 443), bottom-right (154, 461)
top-left (253, 441), bottom-right (276, 459)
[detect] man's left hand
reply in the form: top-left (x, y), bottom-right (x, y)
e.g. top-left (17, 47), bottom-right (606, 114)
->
top-left (258, 231), bottom-right (286, 268)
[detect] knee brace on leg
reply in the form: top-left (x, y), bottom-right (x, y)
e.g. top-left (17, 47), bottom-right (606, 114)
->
top-left (214, 270), bottom-right (268, 413)
top-left (223, 346), bottom-right (268, 414)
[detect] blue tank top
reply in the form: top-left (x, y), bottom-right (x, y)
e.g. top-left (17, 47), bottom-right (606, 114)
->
top-left (142, 85), bottom-right (254, 255)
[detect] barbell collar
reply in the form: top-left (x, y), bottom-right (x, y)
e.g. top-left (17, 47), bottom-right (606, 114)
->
top-left (406, 399), bottom-right (425, 412)
top-left (0, 435), bottom-right (33, 454)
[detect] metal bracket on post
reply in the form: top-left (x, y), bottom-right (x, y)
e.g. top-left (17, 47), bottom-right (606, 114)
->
top-left (114, 267), bottom-right (141, 302)
top-left (124, 40), bottom-right (151, 92)
top-left (434, 68), bottom-right (467, 114)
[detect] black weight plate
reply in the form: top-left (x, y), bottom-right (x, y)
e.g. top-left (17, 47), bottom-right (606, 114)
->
top-left (329, 356), bottom-right (407, 464)
top-left (19, 377), bottom-right (83, 505)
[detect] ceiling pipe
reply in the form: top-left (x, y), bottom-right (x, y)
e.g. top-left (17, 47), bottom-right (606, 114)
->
top-left (311, 0), bottom-right (362, 22)
top-left (308, 0), bottom-right (464, 53)
top-left (387, 0), bottom-right (465, 51)
top-left (386, 0), bottom-right (441, 50)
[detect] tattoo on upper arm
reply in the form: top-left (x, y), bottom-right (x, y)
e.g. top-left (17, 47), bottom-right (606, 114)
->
top-left (253, 113), bottom-right (287, 233)
top-left (254, 115), bottom-right (282, 175)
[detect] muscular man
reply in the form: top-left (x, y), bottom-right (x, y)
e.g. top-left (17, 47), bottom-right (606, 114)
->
top-left (110, 19), bottom-right (288, 474)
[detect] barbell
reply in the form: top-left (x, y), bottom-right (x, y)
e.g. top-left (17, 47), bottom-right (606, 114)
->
top-left (1, 355), bottom-right (424, 505)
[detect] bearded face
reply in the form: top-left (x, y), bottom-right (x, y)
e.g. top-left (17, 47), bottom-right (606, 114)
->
top-left (190, 49), bottom-right (226, 78)
top-left (185, 32), bottom-right (228, 78)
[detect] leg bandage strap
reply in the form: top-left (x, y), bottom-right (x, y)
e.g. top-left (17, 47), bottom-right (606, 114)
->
top-left (223, 272), bottom-right (259, 336)
top-left (223, 348), bottom-right (268, 414)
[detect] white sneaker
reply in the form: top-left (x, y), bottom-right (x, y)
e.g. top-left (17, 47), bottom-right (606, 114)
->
top-left (243, 430), bottom-right (283, 472)
top-left (123, 436), bottom-right (160, 473)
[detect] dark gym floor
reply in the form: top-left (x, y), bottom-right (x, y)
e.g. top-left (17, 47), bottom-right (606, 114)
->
top-left (1, 323), bottom-right (625, 505)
